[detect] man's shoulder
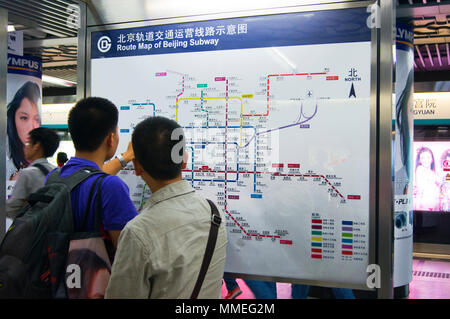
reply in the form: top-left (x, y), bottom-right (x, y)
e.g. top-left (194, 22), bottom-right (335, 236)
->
top-left (19, 165), bottom-right (44, 178)
top-left (120, 212), bottom-right (155, 250)
top-left (101, 174), bottom-right (129, 192)
top-left (97, 174), bottom-right (137, 217)
top-left (43, 162), bottom-right (56, 170)
top-left (149, 193), bottom-right (221, 232)
top-left (68, 170), bottom-right (130, 200)
top-left (19, 166), bottom-right (34, 175)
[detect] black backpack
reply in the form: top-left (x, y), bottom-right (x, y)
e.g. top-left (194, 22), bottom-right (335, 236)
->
top-left (0, 167), bottom-right (106, 299)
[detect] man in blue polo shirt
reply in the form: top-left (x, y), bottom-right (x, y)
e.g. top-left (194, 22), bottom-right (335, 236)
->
top-left (60, 97), bottom-right (138, 249)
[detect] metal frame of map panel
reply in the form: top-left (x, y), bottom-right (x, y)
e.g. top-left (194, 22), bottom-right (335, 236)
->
top-left (377, 0), bottom-right (395, 299)
top-left (83, 0), bottom-right (388, 294)
top-left (368, 1), bottom-right (378, 294)
top-left (76, 1), bottom-right (88, 101)
top-left (0, 8), bottom-right (8, 242)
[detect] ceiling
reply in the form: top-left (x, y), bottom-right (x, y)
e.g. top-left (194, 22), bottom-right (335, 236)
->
top-left (0, 0), bottom-right (449, 93)
top-left (397, 0), bottom-right (450, 75)
top-left (0, 0), bottom-right (78, 89)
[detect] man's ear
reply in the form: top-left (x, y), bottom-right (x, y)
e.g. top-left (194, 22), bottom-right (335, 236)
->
top-left (32, 141), bottom-right (42, 152)
top-left (106, 131), bottom-right (115, 147)
top-left (32, 141), bottom-right (44, 157)
top-left (133, 159), bottom-right (142, 177)
top-left (181, 151), bottom-right (188, 170)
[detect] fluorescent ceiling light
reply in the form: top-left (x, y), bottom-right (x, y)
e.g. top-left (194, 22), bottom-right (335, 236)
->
top-left (42, 75), bottom-right (76, 87)
top-left (7, 25), bottom-right (15, 32)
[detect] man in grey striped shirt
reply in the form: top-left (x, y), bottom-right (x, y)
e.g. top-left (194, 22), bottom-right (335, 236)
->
top-left (6, 127), bottom-right (59, 219)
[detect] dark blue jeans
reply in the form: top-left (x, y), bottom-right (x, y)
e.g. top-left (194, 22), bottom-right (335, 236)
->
top-left (244, 280), bottom-right (277, 299)
top-left (291, 284), bottom-right (355, 299)
top-left (223, 277), bottom-right (239, 292)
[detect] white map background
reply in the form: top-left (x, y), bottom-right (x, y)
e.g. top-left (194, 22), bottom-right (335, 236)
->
top-left (91, 42), bottom-right (372, 285)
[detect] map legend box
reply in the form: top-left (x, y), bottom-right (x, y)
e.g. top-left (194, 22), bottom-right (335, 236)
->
top-left (342, 221), bottom-right (354, 260)
top-left (311, 218), bottom-right (323, 259)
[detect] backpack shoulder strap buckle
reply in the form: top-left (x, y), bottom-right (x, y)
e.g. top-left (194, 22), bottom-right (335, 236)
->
top-left (211, 213), bottom-right (221, 227)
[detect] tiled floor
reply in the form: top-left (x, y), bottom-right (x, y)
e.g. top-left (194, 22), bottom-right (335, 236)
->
top-left (221, 279), bottom-right (292, 299)
top-left (409, 258), bottom-right (450, 299)
top-left (222, 258), bottom-right (450, 299)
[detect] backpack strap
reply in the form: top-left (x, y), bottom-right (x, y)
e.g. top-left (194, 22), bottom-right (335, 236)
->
top-left (80, 173), bottom-right (108, 231)
top-left (27, 193), bottom-right (54, 206)
top-left (27, 167), bottom-right (102, 207)
top-left (93, 174), bottom-right (107, 231)
top-left (32, 163), bottom-right (50, 177)
top-left (190, 199), bottom-right (222, 299)
top-left (46, 167), bottom-right (105, 192)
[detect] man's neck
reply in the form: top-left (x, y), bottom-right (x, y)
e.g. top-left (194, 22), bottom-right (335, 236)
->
top-left (28, 156), bottom-right (45, 163)
top-left (146, 175), bottom-right (183, 194)
top-left (27, 151), bottom-right (45, 163)
top-left (75, 151), bottom-right (107, 170)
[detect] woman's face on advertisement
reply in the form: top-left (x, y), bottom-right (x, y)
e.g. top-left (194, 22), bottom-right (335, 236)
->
top-left (420, 151), bottom-right (433, 169)
top-left (88, 268), bottom-right (110, 299)
top-left (15, 97), bottom-right (40, 145)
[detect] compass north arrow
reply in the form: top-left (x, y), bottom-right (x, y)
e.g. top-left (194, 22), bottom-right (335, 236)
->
top-left (349, 82), bottom-right (356, 98)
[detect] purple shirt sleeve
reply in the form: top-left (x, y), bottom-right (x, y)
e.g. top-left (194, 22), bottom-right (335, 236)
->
top-left (100, 175), bottom-right (138, 230)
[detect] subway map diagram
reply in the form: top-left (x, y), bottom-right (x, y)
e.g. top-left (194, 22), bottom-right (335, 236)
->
top-left (91, 42), bottom-right (372, 284)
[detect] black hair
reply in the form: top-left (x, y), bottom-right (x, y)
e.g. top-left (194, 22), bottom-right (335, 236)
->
top-left (132, 116), bottom-right (185, 181)
top-left (7, 81), bottom-right (41, 170)
top-left (57, 152), bottom-right (68, 165)
top-left (28, 127), bottom-right (60, 158)
top-left (68, 97), bottom-right (118, 152)
top-left (396, 69), bottom-right (414, 179)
